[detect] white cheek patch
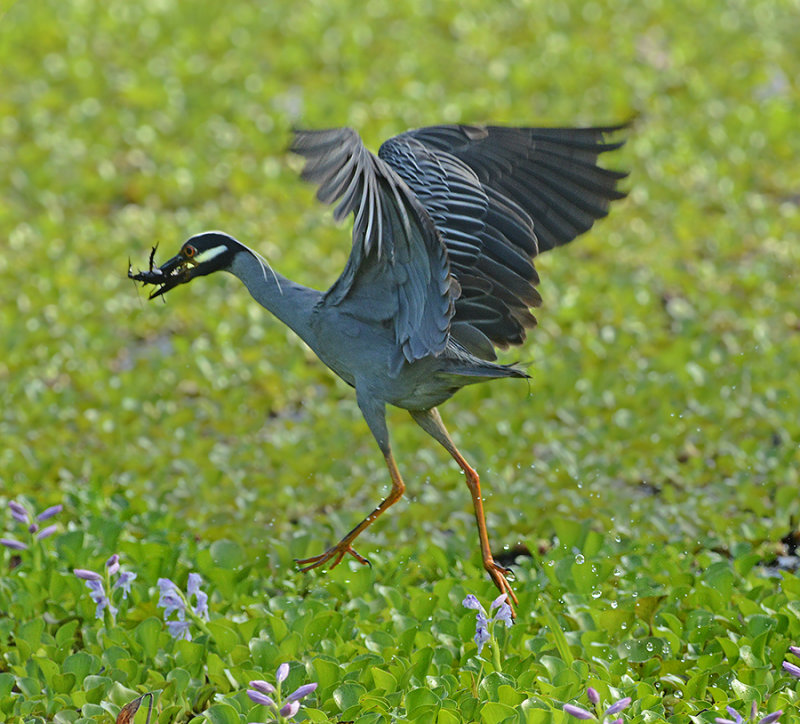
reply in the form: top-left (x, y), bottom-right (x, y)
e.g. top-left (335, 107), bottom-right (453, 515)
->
top-left (194, 245), bottom-right (227, 265)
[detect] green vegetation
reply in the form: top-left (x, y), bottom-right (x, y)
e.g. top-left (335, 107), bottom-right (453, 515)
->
top-left (1, 0), bottom-right (799, 721)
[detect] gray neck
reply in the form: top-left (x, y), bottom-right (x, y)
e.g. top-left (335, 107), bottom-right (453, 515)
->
top-left (228, 249), bottom-right (322, 347)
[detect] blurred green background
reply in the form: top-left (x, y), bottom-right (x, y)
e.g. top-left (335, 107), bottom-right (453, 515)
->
top-left (2, 0), bottom-right (799, 581)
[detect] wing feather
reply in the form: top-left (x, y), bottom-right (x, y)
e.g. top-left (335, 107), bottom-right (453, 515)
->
top-left (379, 123), bottom-right (627, 357)
top-left (291, 128), bottom-right (457, 367)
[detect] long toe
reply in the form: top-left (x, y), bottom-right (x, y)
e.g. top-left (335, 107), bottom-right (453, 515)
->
top-left (486, 560), bottom-right (519, 612)
top-left (296, 543), bottom-right (370, 573)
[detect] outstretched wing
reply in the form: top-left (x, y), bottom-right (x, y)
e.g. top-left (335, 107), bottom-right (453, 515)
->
top-left (379, 124), bottom-right (627, 359)
top-left (291, 128), bottom-right (458, 367)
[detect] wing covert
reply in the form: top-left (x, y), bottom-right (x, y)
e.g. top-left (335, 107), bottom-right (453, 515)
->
top-left (291, 128), bottom-right (457, 368)
top-left (379, 124), bottom-right (627, 358)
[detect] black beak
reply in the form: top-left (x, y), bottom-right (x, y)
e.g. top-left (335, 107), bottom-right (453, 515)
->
top-left (128, 246), bottom-right (196, 299)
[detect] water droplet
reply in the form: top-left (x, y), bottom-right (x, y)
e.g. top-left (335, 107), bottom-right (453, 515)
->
top-left (591, 589), bottom-right (602, 599)
top-left (575, 554), bottom-right (585, 564)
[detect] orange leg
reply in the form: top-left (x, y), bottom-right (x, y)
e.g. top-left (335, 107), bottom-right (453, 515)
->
top-left (296, 449), bottom-right (405, 572)
top-left (411, 408), bottom-right (518, 615)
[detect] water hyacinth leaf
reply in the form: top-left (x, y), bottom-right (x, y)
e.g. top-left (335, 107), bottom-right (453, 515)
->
top-left (52, 672), bottom-right (77, 694)
top-left (209, 539), bottom-right (245, 569)
top-left (34, 655), bottom-right (59, 686)
top-left (478, 672), bottom-right (515, 702)
top-left (351, 713), bottom-right (384, 724)
top-left (405, 687), bottom-right (440, 716)
top-left (333, 682), bottom-right (367, 712)
top-left (685, 670), bottom-right (710, 700)
top-left (19, 619), bottom-right (45, 647)
top-left (136, 617), bottom-right (163, 658)
top-left (249, 639), bottom-right (280, 670)
top-left (203, 703), bottom-right (240, 724)
top-left (371, 668), bottom-right (397, 692)
top-left (497, 684), bottom-right (526, 707)
top-left (174, 640), bottom-right (206, 672)
top-left (633, 595), bottom-right (666, 625)
top-left (301, 710), bottom-right (330, 723)
top-left (166, 667), bottom-right (192, 697)
top-left (62, 652), bottom-right (96, 682)
top-left (745, 615), bottom-right (777, 638)
top-left (55, 621), bottom-right (78, 649)
top-left (205, 620), bottom-right (239, 653)
top-left (480, 701), bottom-right (518, 724)
top-left (311, 657), bottom-right (344, 697)
top-left (437, 709), bottom-right (461, 724)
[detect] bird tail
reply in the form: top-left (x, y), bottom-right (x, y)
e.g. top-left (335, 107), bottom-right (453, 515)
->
top-left (445, 359), bottom-right (530, 380)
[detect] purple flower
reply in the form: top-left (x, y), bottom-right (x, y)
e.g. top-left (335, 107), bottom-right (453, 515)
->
top-left (74, 568), bottom-right (103, 581)
top-left (587, 688), bottom-right (600, 705)
top-left (1, 538), bottom-right (28, 551)
top-left (249, 680), bottom-right (276, 695)
top-left (474, 611), bottom-right (490, 653)
top-left (492, 600), bottom-right (514, 628)
top-left (247, 688), bottom-right (277, 708)
top-left (158, 574), bottom-right (209, 640)
top-left (604, 697), bottom-right (631, 717)
top-left (166, 620), bottom-right (192, 641)
top-left (8, 501), bottom-right (29, 524)
top-left (286, 683), bottom-right (318, 702)
top-left (106, 554), bottom-right (120, 576)
top-left (462, 594), bottom-right (482, 611)
top-left (113, 570), bottom-right (137, 599)
top-left (280, 701), bottom-right (300, 718)
top-left (246, 666), bottom-right (317, 721)
top-left (563, 703), bottom-right (594, 720)
top-left (717, 703), bottom-right (784, 724)
top-left (86, 579), bottom-right (117, 620)
top-left (37, 525), bottom-right (57, 540)
top-left (789, 645), bottom-right (800, 658)
top-left (463, 593), bottom-right (513, 655)
top-left (37, 504), bottom-right (63, 521)
top-left (187, 573), bottom-right (209, 619)
top-left (157, 578), bottom-right (186, 619)
top-left (720, 706), bottom-right (743, 724)
top-left (784, 661), bottom-right (800, 678)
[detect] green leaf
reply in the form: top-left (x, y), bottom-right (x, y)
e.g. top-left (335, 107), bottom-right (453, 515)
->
top-left (206, 619), bottom-right (240, 653)
top-left (18, 618), bottom-right (45, 647)
top-left (481, 701), bottom-right (518, 724)
top-left (62, 652), bottom-right (95, 682)
top-left (209, 539), bottom-right (245, 569)
top-left (313, 657), bottom-right (343, 696)
top-left (333, 682), bottom-right (367, 712)
top-left (136, 617), bottom-right (163, 658)
top-left (51, 672), bottom-right (76, 694)
top-left (371, 668), bottom-right (397, 692)
top-left (203, 703), bottom-right (240, 724)
top-left (0, 672), bottom-right (15, 697)
top-left (167, 667), bottom-right (192, 697)
top-left (405, 687), bottom-right (440, 717)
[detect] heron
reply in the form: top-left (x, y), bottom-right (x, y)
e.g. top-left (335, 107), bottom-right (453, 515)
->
top-left (129, 123), bottom-right (627, 613)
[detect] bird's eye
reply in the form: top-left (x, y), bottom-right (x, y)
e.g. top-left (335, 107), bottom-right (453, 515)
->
top-left (184, 245), bottom-right (196, 258)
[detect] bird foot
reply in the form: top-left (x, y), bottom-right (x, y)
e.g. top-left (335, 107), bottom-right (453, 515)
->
top-left (485, 558), bottom-right (519, 617)
top-left (296, 542), bottom-right (371, 573)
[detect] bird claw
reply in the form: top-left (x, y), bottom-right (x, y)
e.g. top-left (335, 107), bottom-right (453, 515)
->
top-left (296, 543), bottom-right (371, 573)
top-left (486, 559), bottom-right (519, 615)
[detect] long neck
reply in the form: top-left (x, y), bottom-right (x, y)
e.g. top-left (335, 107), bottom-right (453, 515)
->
top-left (228, 250), bottom-right (323, 348)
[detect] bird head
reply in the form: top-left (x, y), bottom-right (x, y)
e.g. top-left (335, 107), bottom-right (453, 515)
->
top-left (129, 231), bottom-right (243, 299)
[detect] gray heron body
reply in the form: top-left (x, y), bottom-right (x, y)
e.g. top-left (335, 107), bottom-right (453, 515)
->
top-left (130, 123), bottom-right (628, 612)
